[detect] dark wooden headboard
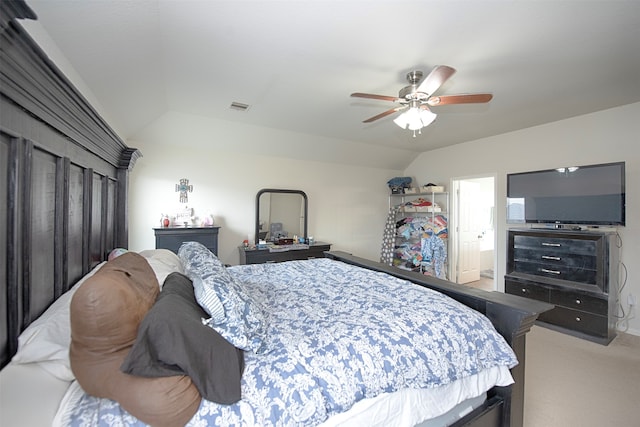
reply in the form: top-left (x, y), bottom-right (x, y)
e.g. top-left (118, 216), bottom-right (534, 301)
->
top-left (0, 2), bottom-right (140, 368)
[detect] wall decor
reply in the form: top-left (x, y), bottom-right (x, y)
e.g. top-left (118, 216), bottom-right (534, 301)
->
top-left (175, 178), bottom-right (193, 203)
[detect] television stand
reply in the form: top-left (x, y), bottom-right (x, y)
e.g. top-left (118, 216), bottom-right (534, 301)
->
top-left (504, 228), bottom-right (619, 345)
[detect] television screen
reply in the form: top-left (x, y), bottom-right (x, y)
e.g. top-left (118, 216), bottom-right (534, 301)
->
top-left (506, 162), bottom-right (625, 226)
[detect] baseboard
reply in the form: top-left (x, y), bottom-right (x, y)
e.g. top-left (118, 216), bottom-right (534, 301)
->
top-left (616, 326), bottom-right (640, 337)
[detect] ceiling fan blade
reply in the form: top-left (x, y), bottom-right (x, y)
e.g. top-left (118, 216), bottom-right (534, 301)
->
top-left (427, 93), bottom-right (493, 106)
top-left (416, 65), bottom-right (456, 96)
top-left (362, 107), bottom-right (405, 123)
top-left (351, 92), bottom-right (399, 102)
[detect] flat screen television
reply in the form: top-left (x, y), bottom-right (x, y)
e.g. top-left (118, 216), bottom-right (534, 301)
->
top-left (506, 161), bottom-right (625, 226)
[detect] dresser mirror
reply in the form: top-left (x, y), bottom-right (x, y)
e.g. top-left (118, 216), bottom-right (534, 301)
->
top-left (255, 189), bottom-right (308, 244)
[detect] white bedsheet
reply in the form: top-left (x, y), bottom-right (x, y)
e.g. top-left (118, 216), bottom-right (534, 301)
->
top-left (318, 365), bottom-right (512, 427)
top-left (48, 365), bottom-right (512, 427)
top-left (0, 362), bottom-right (72, 427)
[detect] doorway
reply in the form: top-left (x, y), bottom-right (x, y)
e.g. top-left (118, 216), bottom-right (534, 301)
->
top-left (449, 175), bottom-right (496, 291)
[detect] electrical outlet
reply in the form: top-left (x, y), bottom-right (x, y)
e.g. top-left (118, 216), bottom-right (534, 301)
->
top-left (628, 294), bottom-right (637, 307)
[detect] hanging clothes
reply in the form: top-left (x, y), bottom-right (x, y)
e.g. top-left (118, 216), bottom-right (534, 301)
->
top-left (380, 205), bottom-right (401, 265)
top-left (421, 234), bottom-right (447, 279)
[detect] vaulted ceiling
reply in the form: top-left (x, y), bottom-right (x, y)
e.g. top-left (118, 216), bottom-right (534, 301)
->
top-left (19, 0), bottom-right (640, 165)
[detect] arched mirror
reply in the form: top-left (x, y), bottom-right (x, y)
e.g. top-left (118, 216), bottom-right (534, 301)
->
top-left (255, 189), bottom-right (308, 245)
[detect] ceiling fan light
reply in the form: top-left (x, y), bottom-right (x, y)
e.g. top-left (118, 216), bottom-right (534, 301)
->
top-left (394, 107), bottom-right (436, 131)
top-left (406, 107), bottom-right (422, 121)
top-left (393, 112), bottom-right (411, 129)
top-left (403, 108), bottom-right (424, 130)
top-left (419, 108), bottom-right (437, 127)
top-left (407, 119), bottom-right (423, 131)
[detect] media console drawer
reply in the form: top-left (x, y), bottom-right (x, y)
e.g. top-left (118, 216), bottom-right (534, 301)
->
top-left (540, 306), bottom-right (608, 337)
top-left (513, 235), bottom-right (597, 256)
top-left (549, 289), bottom-right (607, 315)
top-left (513, 248), bottom-right (597, 269)
top-left (512, 260), bottom-right (597, 284)
top-left (505, 279), bottom-right (549, 302)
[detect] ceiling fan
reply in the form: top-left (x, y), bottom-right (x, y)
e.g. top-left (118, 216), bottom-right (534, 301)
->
top-left (351, 65), bottom-right (492, 136)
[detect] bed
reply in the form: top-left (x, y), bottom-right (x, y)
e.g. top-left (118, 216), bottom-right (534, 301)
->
top-left (0, 2), bottom-right (552, 426)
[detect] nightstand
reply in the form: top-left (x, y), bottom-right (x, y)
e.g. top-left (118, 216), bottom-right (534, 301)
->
top-left (153, 226), bottom-right (220, 255)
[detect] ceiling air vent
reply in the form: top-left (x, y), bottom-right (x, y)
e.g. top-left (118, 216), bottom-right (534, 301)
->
top-left (229, 102), bottom-right (250, 112)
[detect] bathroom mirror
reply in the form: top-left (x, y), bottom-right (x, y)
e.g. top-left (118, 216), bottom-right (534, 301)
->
top-left (255, 189), bottom-right (308, 244)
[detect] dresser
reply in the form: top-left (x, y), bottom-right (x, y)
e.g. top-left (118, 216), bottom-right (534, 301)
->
top-left (153, 226), bottom-right (220, 255)
top-left (504, 228), bottom-right (618, 344)
top-left (239, 242), bottom-right (332, 265)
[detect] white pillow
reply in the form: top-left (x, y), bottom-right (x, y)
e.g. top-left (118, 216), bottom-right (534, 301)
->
top-left (11, 262), bottom-right (106, 381)
top-left (139, 249), bottom-right (184, 288)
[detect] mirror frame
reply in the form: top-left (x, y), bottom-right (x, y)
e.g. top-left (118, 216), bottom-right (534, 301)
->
top-left (255, 188), bottom-right (308, 245)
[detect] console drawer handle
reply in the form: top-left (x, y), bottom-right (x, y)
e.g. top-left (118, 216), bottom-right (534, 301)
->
top-left (541, 255), bottom-right (561, 261)
top-left (576, 299), bottom-right (581, 305)
top-left (540, 268), bottom-right (561, 275)
top-left (576, 317), bottom-right (581, 322)
top-left (541, 242), bottom-right (561, 247)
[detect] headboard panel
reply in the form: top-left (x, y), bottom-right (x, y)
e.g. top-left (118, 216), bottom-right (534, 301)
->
top-left (1, 2), bottom-right (141, 367)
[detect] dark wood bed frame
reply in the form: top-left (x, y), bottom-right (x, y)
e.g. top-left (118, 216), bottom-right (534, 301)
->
top-left (1, 2), bottom-right (552, 426)
top-left (0, 1), bottom-right (140, 367)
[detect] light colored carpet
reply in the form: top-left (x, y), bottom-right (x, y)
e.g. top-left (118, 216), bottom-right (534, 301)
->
top-left (524, 325), bottom-right (640, 427)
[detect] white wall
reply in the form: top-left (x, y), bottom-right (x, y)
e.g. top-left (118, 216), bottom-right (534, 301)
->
top-left (128, 112), bottom-right (401, 265)
top-left (405, 102), bottom-right (640, 335)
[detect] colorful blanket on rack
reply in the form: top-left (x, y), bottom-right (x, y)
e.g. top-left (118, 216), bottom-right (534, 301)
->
top-left (394, 215), bottom-right (448, 278)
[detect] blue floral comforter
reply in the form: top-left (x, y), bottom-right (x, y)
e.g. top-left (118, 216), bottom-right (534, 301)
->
top-left (63, 258), bottom-right (517, 426)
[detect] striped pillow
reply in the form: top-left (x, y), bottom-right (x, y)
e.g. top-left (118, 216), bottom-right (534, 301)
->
top-left (192, 275), bottom-right (225, 323)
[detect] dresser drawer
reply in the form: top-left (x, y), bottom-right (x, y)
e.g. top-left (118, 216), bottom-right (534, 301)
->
top-left (154, 227), bottom-right (219, 255)
top-left (513, 248), bottom-right (597, 270)
top-left (549, 289), bottom-right (607, 315)
top-left (514, 235), bottom-right (597, 256)
top-left (239, 243), bottom-right (332, 265)
top-left (512, 260), bottom-right (597, 284)
top-left (505, 280), bottom-right (549, 302)
top-left (540, 306), bottom-right (608, 337)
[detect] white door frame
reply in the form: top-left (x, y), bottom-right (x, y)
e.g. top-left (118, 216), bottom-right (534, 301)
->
top-left (449, 174), bottom-right (497, 288)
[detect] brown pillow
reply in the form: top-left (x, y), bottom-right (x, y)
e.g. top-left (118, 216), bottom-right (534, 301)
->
top-left (69, 252), bottom-right (201, 427)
